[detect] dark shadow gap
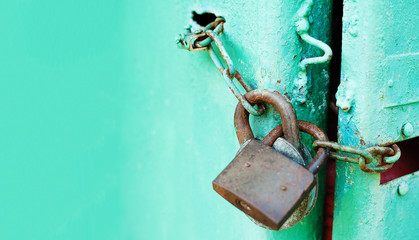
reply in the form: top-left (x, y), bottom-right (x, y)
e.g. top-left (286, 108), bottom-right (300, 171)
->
top-left (192, 11), bottom-right (217, 27)
top-left (323, 0), bottom-right (344, 239)
top-left (381, 137), bottom-right (419, 184)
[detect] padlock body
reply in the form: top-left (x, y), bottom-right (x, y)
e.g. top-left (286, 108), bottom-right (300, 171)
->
top-left (213, 139), bottom-right (315, 230)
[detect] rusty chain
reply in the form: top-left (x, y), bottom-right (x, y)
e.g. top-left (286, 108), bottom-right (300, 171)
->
top-left (177, 16), bottom-right (401, 173)
top-left (313, 141), bottom-right (401, 173)
top-left (177, 17), bottom-right (265, 116)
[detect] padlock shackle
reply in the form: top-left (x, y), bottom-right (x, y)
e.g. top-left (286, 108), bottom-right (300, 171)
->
top-left (262, 120), bottom-right (329, 175)
top-left (234, 89), bottom-right (301, 151)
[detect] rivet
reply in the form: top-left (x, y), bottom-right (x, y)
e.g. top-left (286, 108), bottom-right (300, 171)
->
top-left (280, 186), bottom-right (287, 191)
top-left (388, 79), bottom-right (394, 88)
top-left (401, 122), bottom-right (413, 137)
top-left (398, 182), bottom-right (409, 196)
top-left (244, 162), bottom-right (251, 168)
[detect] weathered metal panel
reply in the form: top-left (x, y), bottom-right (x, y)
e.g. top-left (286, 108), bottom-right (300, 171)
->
top-left (0, 0), bottom-right (332, 239)
top-left (333, 0), bottom-right (419, 239)
top-left (336, 0), bottom-right (419, 145)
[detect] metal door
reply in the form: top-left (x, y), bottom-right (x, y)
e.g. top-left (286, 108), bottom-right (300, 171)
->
top-left (332, 0), bottom-right (419, 239)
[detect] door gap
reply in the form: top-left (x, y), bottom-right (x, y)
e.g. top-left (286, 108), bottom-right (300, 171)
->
top-left (380, 137), bottom-right (419, 184)
top-left (323, 0), bottom-right (344, 239)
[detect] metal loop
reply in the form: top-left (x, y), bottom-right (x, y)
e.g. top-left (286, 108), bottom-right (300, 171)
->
top-left (223, 69), bottom-right (264, 116)
top-left (359, 144), bottom-right (401, 172)
top-left (203, 17), bottom-right (225, 32)
top-left (234, 71), bottom-right (253, 93)
top-left (188, 32), bottom-right (208, 51)
top-left (383, 144), bottom-right (401, 164)
top-left (234, 90), bottom-right (301, 150)
top-left (327, 152), bottom-right (358, 164)
top-left (184, 19), bottom-right (225, 51)
top-left (198, 19), bottom-right (225, 47)
top-left (207, 37), bottom-right (264, 116)
top-left (205, 30), bottom-right (235, 78)
top-left (180, 19), bottom-right (264, 116)
top-left (358, 157), bottom-right (394, 173)
top-left (312, 140), bottom-right (373, 162)
top-left (208, 48), bottom-right (253, 92)
top-left (263, 121), bottom-right (329, 175)
top-left (208, 47), bottom-right (225, 73)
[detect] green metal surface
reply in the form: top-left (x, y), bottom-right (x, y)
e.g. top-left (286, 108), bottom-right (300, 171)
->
top-left (0, 1), bottom-right (125, 239)
top-left (0, 0), bottom-right (332, 239)
top-left (336, 0), bottom-right (419, 145)
top-left (333, 0), bottom-right (419, 239)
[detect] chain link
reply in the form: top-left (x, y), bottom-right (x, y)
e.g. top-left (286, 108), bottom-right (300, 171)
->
top-left (313, 140), bottom-right (401, 173)
top-left (177, 18), bottom-right (265, 116)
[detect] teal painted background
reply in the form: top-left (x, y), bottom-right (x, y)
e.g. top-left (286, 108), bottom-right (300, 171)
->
top-left (0, 1), bottom-right (126, 239)
top-left (0, 1), bottom-right (332, 239)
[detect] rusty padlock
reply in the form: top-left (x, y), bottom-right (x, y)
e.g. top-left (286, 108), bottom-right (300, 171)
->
top-left (212, 89), bottom-right (329, 230)
top-left (261, 120), bottom-right (329, 230)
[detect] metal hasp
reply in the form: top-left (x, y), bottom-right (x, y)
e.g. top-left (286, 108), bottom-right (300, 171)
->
top-left (334, 0), bottom-right (419, 239)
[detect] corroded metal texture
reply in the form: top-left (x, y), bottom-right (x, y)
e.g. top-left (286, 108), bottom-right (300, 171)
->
top-left (218, 102), bottom-right (329, 230)
top-left (236, 123), bottom-right (323, 231)
top-left (263, 120), bottom-right (329, 175)
top-left (271, 138), bottom-right (318, 230)
top-left (313, 141), bottom-right (401, 173)
top-left (234, 90), bottom-right (301, 150)
top-left (213, 139), bottom-right (316, 230)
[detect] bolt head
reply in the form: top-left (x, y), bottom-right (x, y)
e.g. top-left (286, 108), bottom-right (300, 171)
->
top-left (402, 122), bottom-right (414, 137)
top-left (398, 182), bottom-right (409, 196)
